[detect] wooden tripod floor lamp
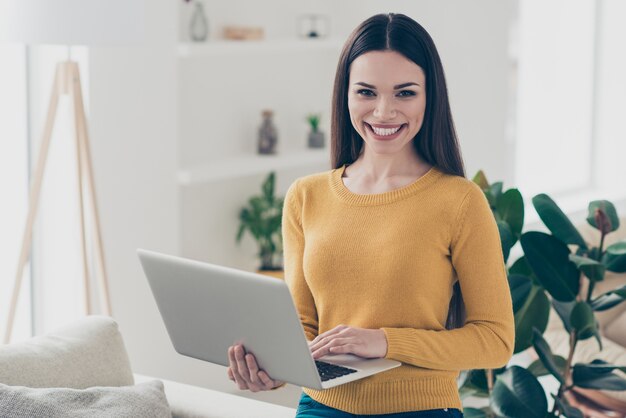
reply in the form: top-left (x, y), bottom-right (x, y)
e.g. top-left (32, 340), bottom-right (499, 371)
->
top-left (4, 61), bottom-right (112, 344)
top-left (0, 0), bottom-right (144, 344)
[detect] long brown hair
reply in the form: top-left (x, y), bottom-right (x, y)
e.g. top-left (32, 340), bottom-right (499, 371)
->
top-left (330, 13), bottom-right (467, 330)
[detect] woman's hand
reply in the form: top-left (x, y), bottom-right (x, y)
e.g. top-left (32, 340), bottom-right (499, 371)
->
top-left (309, 324), bottom-right (388, 360)
top-left (227, 344), bottom-right (285, 392)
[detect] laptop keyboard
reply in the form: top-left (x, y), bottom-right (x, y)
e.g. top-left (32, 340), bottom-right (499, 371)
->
top-left (315, 360), bottom-right (358, 382)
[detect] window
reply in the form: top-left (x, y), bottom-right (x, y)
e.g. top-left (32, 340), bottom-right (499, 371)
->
top-left (0, 44), bottom-right (31, 342)
top-left (515, 0), bottom-right (596, 199)
top-left (514, 0), bottom-right (626, 225)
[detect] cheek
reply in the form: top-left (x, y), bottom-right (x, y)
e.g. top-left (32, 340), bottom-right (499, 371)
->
top-left (405, 101), bottom-right (426, 126)
top-left (347, 98), bottom-right (367, 127)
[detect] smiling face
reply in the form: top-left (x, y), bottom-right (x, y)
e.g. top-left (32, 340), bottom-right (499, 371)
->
top-left (347, 50), bottom-right (427, 157)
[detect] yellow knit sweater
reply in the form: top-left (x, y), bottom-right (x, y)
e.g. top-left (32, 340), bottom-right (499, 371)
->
top-left (281, 164), bottom-right (515, 414)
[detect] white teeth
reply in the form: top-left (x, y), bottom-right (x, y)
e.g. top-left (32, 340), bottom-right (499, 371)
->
top-left (370, 124), bottom-right (402, 136)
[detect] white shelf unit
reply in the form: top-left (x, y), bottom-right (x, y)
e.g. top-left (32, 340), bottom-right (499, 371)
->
top-left (178, 38), bottom-right (345, 57)
top-left (178, 36), bottom-right (342, 186)
top-left (178, 149), bottom-right (330, 185)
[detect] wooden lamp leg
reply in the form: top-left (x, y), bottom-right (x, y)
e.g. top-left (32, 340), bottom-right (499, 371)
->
top-left (71, 63), bottom-right (112, 316)
top-left (4, 61), bottom-right (113, 344)
top-left (67, 62), bottom-right (92, 315)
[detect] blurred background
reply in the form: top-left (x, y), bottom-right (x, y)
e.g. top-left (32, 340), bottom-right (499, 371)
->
top-left (1, 0), bottom-right (625, 408)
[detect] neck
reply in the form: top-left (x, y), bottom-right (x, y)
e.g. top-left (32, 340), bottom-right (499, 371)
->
top-left (347, 145), bottom-right (430, 181)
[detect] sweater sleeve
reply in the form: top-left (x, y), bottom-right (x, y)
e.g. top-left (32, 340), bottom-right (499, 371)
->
top-left (282, 179), bottom-right (319, 342)
top-left (381, 183), bottom-right (515, 371)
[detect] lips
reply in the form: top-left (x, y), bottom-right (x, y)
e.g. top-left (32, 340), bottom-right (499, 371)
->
top-left (368, 123), bottom-right (405, 129)
top-left (365, 122), bottom-right (407, 140)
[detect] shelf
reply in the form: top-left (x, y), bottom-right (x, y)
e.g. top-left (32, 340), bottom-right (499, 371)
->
top-left (178, 38), bottom-right (344, 57)
top-left (178, 149), bottom-right (330, 185)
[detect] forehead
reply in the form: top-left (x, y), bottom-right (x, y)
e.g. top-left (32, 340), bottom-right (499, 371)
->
top-left (349, 50), bottom-right (425, 86)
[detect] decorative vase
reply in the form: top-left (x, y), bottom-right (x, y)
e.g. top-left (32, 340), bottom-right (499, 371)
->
top-left (258, 110), bottom-right (278, 154)
top-left (308, 131), bottom-right (325, 148)
top-left (190, 2), bottom-right (208, 42)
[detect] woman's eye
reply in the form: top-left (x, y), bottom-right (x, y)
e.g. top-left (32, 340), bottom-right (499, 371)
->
top-left (398, 90), bottom-right (416, 97)
top-left (355, 89), bottom-right (416, 98)
top-left (357, 89), bottom-right (374, 97)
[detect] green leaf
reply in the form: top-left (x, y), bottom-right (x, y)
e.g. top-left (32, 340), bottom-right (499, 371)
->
top-left (472, 170), bottom-right (489, 191)
top-left (552, 300), bottom-right (576, 333)
top-left (531, 328), bottom-right (565, 384)
top-left (532, 194), bottom-right (588, 250)
top-left (574, 359), bottom-right (626, 373)
top-left (509, 274), bottom-right (532, 313)
top-left (552, 395), bottom-right (584, 418)
top-left (520, 231), bottom-right (580, 302)
top-left (262, 172), bottom-right (276, 201)
top-left (509, 256), bottom-right (540, 286)
top-left (513, 283), bottom-right (550, 353)
top-left (570, 301), bottom-right (602, 350)
top-left (235, 224), bottom-right (246, 243)
top-left (572, 359), bottom-right (626, 390)
top-left (497, 220), bottom-right (515, 262)
top-left (607, 241), bottom-right (626, 255)
top-left (602, 250), bottom-right (626, 273)
top-left (496, 188), bottom-right (525, 240)
top-left (528, 355), bottom-right (567, 378)
top-left (590, 285), bottom-right (626, 311)
top-left (458, 367), bottom-right (507, 397)
top-left (486, 182), bottom-right (503, 208)
top-left (568, 254), bottom-right (605, 281)
top-left (491, 366), bottom-right (548, 418)
top-left (587, 200), bottom-right (619, 233)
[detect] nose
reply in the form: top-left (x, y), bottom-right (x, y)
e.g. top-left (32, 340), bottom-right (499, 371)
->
top-left (373, 96), bottom-right (396, 119)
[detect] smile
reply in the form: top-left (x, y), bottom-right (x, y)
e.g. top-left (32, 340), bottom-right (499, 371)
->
top-left (365, 123), bottom-right (406, 140)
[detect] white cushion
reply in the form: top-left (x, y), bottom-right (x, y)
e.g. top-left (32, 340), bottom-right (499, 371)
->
top-left (0, 315), bottom-right (134, 389)
top-left (0, 379), bottom-right (170, 418)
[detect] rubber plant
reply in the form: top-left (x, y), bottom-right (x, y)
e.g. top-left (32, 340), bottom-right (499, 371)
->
top-left (236, 171), bottom-right (284, 271)
top-left (458, 170), bottom-right (626, 418)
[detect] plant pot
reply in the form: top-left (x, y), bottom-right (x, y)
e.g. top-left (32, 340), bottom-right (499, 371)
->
top-left (308, 131), bottom-right (325, 148)
top-left (256, 269), bottom-right (284, 280)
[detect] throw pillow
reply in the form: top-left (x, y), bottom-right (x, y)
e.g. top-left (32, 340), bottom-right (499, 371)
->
top-left (0, 315), bottom-right (134, 388)
top-left (0, 379), bottom-right (171, 418)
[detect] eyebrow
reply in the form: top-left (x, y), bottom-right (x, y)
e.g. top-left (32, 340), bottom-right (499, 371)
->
top-left (354, 81), bottom-right (420, 89)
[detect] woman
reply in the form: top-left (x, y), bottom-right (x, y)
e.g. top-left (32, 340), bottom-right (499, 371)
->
top-left (227, 12), bottom-right (515, 417)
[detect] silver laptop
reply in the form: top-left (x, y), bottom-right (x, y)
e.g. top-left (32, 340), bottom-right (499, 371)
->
top-left (137, 248), bottom-right (401, 390)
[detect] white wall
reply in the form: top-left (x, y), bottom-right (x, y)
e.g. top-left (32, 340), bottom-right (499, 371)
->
top-left (88, 0), bottom-right (517, 409)
top-left (86, 0), bottom-right (186, 404)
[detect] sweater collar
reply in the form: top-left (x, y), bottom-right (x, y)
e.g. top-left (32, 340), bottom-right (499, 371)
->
top-left (329, 164), bottom-right (443, 206)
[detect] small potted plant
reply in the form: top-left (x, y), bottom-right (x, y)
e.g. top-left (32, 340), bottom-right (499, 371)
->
top-left (236, 172), bottom-right (284, 278)
top-left (306, 113), bottom-right (325, 148)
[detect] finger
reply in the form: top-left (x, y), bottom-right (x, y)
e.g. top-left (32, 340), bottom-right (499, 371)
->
top-left (256, 370), bottom-right (274, 390)
top-left (310, 330), bottom-right (351, 352)
top-left (312, 338), bottom-right (355, 359)
top-left (228, 346), bottom-right (249, 390)
top-left (246, 353), bottom-right (261, 384)
top-left (234, 345), bottom-right (253, 384)
top-left (258, 370), bottom-right (284, 390)
top-left (227, 367), bottom-right (235, 381)
top-left (311, 324), bottom-right (349, 345)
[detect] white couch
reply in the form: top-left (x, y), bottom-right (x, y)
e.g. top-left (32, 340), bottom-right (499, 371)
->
top-left (0, 316), bottom-right (296, 418)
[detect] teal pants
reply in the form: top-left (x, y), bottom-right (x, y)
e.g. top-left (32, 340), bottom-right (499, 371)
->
top-left (296, 393), bottom-right (464, 417)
